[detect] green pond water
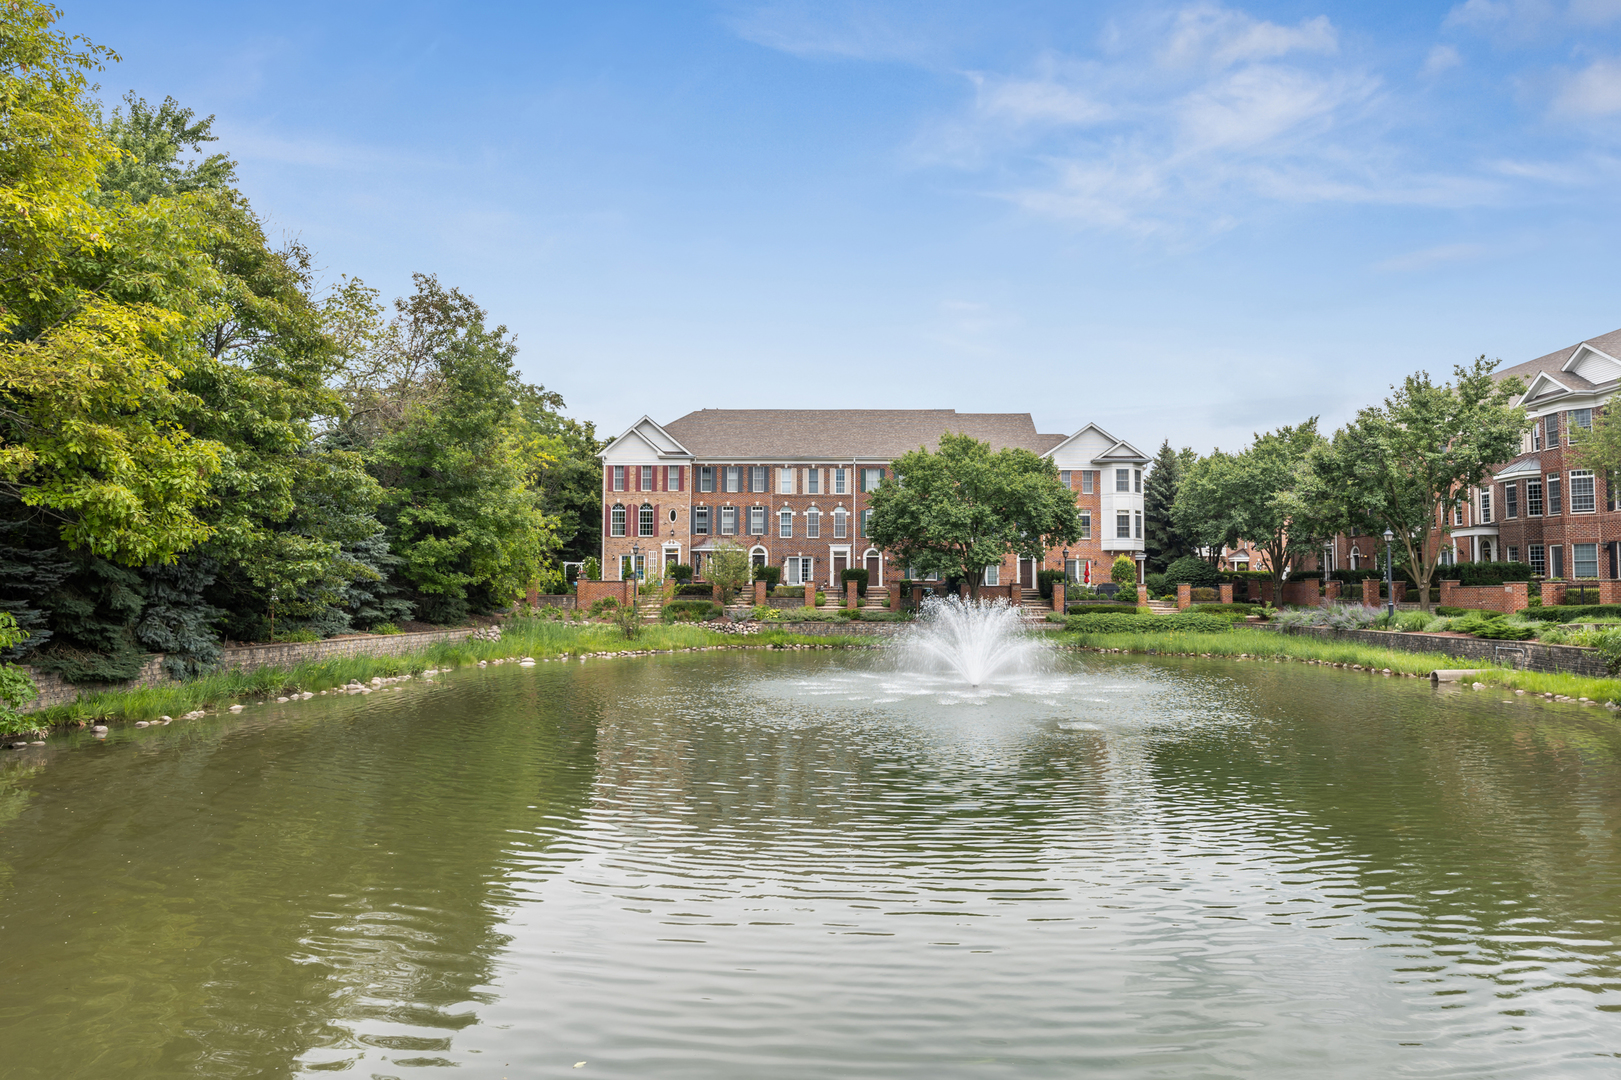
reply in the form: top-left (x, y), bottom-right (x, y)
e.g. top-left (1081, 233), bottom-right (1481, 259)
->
top-left (1, 651), bottom-right (1619, 1078)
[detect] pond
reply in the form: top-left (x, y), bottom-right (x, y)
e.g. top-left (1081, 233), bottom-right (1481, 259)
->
top-left (0, 650), bottom-right (1618, 1078)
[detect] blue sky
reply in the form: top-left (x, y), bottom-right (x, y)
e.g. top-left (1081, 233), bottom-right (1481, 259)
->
top-left (60, 0), bottom-right (1621, 454)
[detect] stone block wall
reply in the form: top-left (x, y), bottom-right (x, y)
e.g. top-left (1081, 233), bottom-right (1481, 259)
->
top-left (1267, 623), bottom-right (1605, 677)
top-left (22, 627), bottom-right (478, 712)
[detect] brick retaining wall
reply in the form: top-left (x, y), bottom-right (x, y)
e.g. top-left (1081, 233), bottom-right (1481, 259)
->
top-left (22, 627), bottom-right (478, 712)
top-left (1263, 623), bottom-right (1607, 677)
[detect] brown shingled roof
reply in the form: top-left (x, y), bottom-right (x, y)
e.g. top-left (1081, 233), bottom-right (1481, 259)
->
top-left (661, 409), bottom-right (1067, 460)
top-left (1494, 326), bottom-right (1621, 395)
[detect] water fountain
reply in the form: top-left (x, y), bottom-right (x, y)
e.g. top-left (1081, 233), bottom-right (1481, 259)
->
top-left (894, 595), bottom-right (1049, 686)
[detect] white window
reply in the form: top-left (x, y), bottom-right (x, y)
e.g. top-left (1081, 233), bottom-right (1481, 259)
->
top-left (806, 509), bottom-right (820, 538)
top-left (610, 504), bottom-right (626, 537)
top-left (1064, 559), bottom-right (1080, 582)
top-left (1529, 543), bottom-right (1545, 574)
top-left (1527, 479), bottom-right (1543, 516)
top-left (1533, 419), bottom-right (1543, 451)
top-left (612, 465), bottom-right (625, 491)
top-left (750, 466), bottom-right (767, 493)
top-left (1060, 470), bottom-right (1071, 487)
top-left (667, 466), bottom-right (681, 491)
top-left (1117, 512), bottom-right (1130, 539)
top-left (639, 503), bottom-right (654, 537)
top-left (699, 465), bottom-right (715, 492)
top-left (834, 468), bottom-right (847, 495)
top-left (983, 564), bottom-right (999, 586)
top-left (1454, 505), bottom-right (1465, 526)
top-left (1134, 469), bottom-right (1142, 493)
top-left (779, 509), bottom-right (793, 537)
top-left (1576, 542), bottom-right (1598, 579)
top-left (1079, 510), bottom-right (1091, 539)
top-left (833, 508), bottom-right (848, 538)
top-left (721, 506), bottom-right (737, 535)
top-left (1479, 489), bottom-right (1491, 523)
top-left (1572, 408), bottom-right (1593, 442)
top-left (640, 465), bottom-right (654, 491)
top-left (749, 506), bottom-right (766, 535)
top-left (778, 468), bottom-right (795, 494)
top-left (1508, 546), bottom-right (1518, 563)
top-left (1506, 483), bottom-right (1518, 518)
top-left (807, 469), bottom-right (820, 495)
top-left (725, 466), bottom-right (742, 493)
top-left (861, 467), bottom-right (883, 492)
top-left (1548, 473), bottom-right (1562, 515)
top-left (1116, 468), bottom-right (1130, 493)
top-left (1572, 470), bottom-right (1596, 513)
top-left (1135, 510), bottom-right (1142, 539)
top-left (785, 557), bottom-right (813, 586)
top-left (693, 506), bottom-right (710, 534)
top-left (1081, 471), bottom-right (1095, 495)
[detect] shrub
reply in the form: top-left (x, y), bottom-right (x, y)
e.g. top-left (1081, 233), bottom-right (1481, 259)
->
top-left (1447, 561), bottom-right (1534, 586)
top-left (751, 604), bottom-right (783, 622)
top-left (841, 568), bottom-right (869, 596)
top-left (676, 583), bottom-right (714, 597)
top-left (771, 585), bottom-right (806, 598)
top-left (611, 603), bottom-right (641, 640)
top-left (1063, 613), bottom-right (1235, 634)
top-left (1164, 556), bottom-right (1220, 588)
top-left (668, 563), bottom-right (694, 583)
top-left (1187, 603), bottom-right (1257, 618)
top-left (371, 622), bottom-right (402, 635)
top-left (580, 556), bottom-right (601, 581)
top-left (754, 565), bottom-right (782, 590)
top-left (1036, 568), bottom-right (1065, 599)
top-left (1394, 611), bottom-right (1431, 632)
top-left (1190, 587), bottom-right (1217, 602)
top-left (1110, 555), bottom-right (1137, 586)
top-left (661, 599), bottom-right (723, 622)
top-left (588, 596), bottom-right (621, 617)
top-left (1272, 603), bottom-right (1376, 630)
top-left (1066, 603), bottom-right (1144, 616)
top-left (1144, 572), bottom-right (1168, 597)
top-left (1521, 603), bottom-right (1621, 622)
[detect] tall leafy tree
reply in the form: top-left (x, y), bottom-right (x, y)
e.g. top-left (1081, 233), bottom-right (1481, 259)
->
top-left (866, 433), bottom-right (1081, 598)
top-left (1143, 441), bottom-right (1196, 572)
top-left (0, 3), bottom-right (226, 565)
top-left (345, 275), bottom-right (558, 622)
top-left (1174, 422), bottom-right (1328, 598)
top-left (1308, 358), bottom-right (1527, 613)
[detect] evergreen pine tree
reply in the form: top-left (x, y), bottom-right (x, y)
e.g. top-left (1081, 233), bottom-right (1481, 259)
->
top-left (0, 515), bottom-right (72, 660)
top-left (1144, 441), bottom-right (1197, 572)
top-left (136, 558), bottom-right (224, 678)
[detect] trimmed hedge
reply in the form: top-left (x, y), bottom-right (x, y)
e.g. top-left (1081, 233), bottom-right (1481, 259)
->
top-left (1066, 603), bottom-right (1144, 615)
top-left (1036, 568), bottom-right (1065, 599)
top-left (1447, 561), bottom-right (1534, 586)
top-left (1521, 604), bottom-right (1621, 623)
top-left (661, 600), bottom-right (723, 622)
top-left (1063, 613), bottom-right (1236, 634)
top-left (1187, 603), bottom-right (1258, 618)
top-left (841, 567), bottom-right (869, 596)
top-left (1165, 556), bottom-right (1220, 588)
top-left (675, 583), bottom-right (714, 597)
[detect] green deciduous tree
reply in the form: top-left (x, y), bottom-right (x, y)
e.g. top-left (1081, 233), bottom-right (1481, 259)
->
top-left (705, 540), bottom-right (750, 603)
top-left (1174, 422), bottom-right (1327, 599)
top-left (1309, 358), bottom-right (1528, 613)
top-left (866, 433), bottom-right (1081, 598)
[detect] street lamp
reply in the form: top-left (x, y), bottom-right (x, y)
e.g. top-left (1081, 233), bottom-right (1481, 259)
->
top-left (1382, 528), bottom-right (1394, 619)
top-left (1062, 545), bottom-right (1070, 583)
top-left (631, 541), bottom-right (640, 582)
top-left (1324, 540), bottom-right (1334, 598)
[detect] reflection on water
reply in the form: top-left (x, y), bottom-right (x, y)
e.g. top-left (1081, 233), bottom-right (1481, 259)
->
top-left (0, 652), bottom-right (1618, 1078)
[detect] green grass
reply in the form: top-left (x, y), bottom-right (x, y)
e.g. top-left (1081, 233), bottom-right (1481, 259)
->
top-left (1055, 625), bottom-right (1621, 705)
top-left (15, 620), bottom-right (869, 734)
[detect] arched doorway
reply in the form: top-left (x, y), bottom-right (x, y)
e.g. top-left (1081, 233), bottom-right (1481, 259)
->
top-left (864, 548), bottom-right (881, 587)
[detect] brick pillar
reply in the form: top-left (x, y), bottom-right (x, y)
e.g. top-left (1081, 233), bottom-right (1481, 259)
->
top-left (1504, 582), bottom-right (1530, 613)
top-left (526, 586), bottom-right (539, 608)
top-left (1390, 581), bottom-right (1406, 604)
top-left (1598, 580), bottom-right (1621, 605)
top-left (804, 581), bottom-right (817, 609)
top-left (1542, 580), bottom-right (1567, 607)
top-left (1176, 583), bottom-right (1192, 610)
top-left (754, 580), bottom-right (767, 606)
top-left (1219, 583), bottom-right (1234, 604)
top-left (847, 581), bottom-right (859, 609)
top-left (1323, 580), bottom-right (1341, 602)
top-left (1052, 583), bottom-right (1065, 612)
top-left (1137, 584), bottom-right (1149, 605)
top-left (1439, 579), bottom-right (1456, 608)
top-left (1363, 577), bottom-right (1381, 609)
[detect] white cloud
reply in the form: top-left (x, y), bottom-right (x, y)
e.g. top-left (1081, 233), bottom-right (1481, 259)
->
top-left (1159, 4), bottom-right (1337, 70)
top-left (1375, 242), bottom-right (1489, 271)
top-left (1176, 65), bottom-right (1367, 151)
top-left (973, 73), bottom-right (1114, 127)
top-left (726, 1), bottom-right (932, 62)
top-left (1422, 45), bottom-right (1462, 77)
top-left (1555, 57), bottom-right (1621, 116)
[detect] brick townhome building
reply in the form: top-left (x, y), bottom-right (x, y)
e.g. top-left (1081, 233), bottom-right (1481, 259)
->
top-left (597, 410), bottom-right (1149, 591)
top-left (1456, 327), bottom-right (1621, 581)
